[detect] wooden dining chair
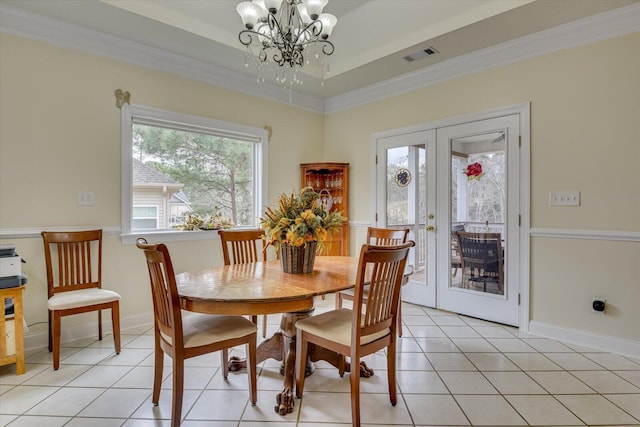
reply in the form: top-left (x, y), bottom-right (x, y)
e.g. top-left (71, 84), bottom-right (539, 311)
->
top-left (335, 227), bottom-right (409, 335)
top-left (455, 231), bottom-right (504, 293)
top-left (218, 229), bottom-right (269, 337)
top-left (295, 241), bottom-right (414, 427)
top-left (450, 223), bottom-right (465, 277)
top-left (41, 229), bottom-right (121, 370)
top-left (136, 238), bottom-right (257, 427)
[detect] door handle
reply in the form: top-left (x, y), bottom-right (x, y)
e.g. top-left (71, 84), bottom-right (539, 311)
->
top-left (426, 225), bottom-right (435, 232)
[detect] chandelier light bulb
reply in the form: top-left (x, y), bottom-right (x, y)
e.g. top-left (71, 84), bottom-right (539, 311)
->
top-left (318, 13), bottom-right (336, 39)
top-left (296, 3), bottom-right (312, 24)
top-left (237, 2), bottom-right (262, 29)
top-left (251, 0), bottom-right (269, 22)
top-left (302, 0), bottom-right (328, 20)
top-left (263, 0), bottom-right (282, 14)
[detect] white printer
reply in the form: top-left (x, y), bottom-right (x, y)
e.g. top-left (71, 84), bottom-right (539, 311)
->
top-left (0, 244), bottom-right (28, 289)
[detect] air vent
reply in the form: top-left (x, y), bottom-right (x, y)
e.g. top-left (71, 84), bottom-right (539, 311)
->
top-left (403, 47), bottom-right (439, 62)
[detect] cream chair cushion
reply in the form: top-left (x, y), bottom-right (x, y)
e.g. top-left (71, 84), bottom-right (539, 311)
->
top-left (295, 308), bottom-right (390, 347)
top-left (47, 288), bottom-right (121, 311)
top-left (160, 313), bottom-right (257, 348)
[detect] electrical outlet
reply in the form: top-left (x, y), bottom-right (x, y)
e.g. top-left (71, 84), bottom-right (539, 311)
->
top-left (77, 191), bottom-right (95, 206)
top-left (592, 298), bottom-right (606, 314)
top-left (549, 191), bottom-right (580, 206)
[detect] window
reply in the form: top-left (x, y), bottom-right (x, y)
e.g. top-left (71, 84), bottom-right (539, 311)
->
top-left (121, 105), bottom-right (268, 244)
top-left (132, 206), bottom-right (159, 230)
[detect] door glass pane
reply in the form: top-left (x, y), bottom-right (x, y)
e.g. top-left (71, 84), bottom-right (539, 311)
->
top-left (386, 145), bottom-right (426, 283)
top-left (450, 133), bottom-right (506, 295)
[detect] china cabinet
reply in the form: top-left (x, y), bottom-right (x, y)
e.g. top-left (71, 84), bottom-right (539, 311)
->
top-left (300, 162), bottom-right (349, 256)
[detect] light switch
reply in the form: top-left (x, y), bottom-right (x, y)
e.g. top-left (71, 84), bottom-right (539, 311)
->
top-left (549, 191), bottom-right (580, 206)
top-left (77, 191), bottom-right (95, 206)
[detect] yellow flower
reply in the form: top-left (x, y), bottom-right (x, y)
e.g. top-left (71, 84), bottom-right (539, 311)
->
top-left (292, 236), bottom-right (305, 247)
top-left (279, 218), bottom-right (291, 227)
top-left (295, 217), bottom-right (303, 225)
top-left (316, 227), bottom-right (328, 241)
top-left (286, 230), bottom-right (296, 242)
top-left (300, 210), bottom-right (315, 221)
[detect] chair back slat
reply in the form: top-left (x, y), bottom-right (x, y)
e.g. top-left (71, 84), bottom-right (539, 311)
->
top-left (42, 230), bottom-right (102, 297)
top-left (455, 231), bottom-right (504, 289)
top-left (136, 239), bottom-right (183, 344)
top-left (219, 229), bottom-right (266, 265)
top-left (367, 227), bottom-right (409, 246)
top-left (353, 242), bottom-right (414, 339)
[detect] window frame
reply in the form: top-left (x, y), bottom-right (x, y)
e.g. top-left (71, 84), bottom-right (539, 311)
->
top-left (120, 104), bottom-right (268, 245)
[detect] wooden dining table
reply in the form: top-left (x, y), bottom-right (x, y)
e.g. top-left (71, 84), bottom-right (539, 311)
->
top-left (175, 256), bottom-right (368, 415)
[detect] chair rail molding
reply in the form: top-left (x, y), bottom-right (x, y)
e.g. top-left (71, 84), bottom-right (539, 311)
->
top-left (530, 228), bottom-right (640, 242)
top-left (0, 226), bottom-right (122, 239)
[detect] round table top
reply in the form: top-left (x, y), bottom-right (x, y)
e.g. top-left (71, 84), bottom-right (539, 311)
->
top-left (175, 256), bottom-right (359, 316)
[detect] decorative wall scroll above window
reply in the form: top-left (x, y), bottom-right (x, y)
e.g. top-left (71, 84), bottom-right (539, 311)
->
top-left (114, 89), bottom-right (130, 108)
top-left (395, 168), bottom-right (411, 187)
top-left (463, 162), bottom-right (484, 180)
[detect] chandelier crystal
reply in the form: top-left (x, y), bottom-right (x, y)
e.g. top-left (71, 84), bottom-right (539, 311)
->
top-left (237, 0), bottom-right (337, 91)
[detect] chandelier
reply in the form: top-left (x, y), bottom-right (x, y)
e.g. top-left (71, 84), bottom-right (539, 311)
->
top-left (236, 0), bottom-right (337, 89)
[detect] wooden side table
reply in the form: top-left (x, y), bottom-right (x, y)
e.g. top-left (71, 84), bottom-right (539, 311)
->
top-left (0, 286), bottom-right (25, 374)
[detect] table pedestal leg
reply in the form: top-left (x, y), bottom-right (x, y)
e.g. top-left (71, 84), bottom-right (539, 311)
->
top-left (274, 308), bottom-right (314, 415)
top-left (227, 306), bottom-right (374, 417)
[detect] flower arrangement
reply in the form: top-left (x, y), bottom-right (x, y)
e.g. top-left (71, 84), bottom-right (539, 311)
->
top-left (176, 207), bottom-right (234, 231)
top-left (260, 187), bottom-right (347, 254)
top-left (463, 162), bottom-right (484, 180)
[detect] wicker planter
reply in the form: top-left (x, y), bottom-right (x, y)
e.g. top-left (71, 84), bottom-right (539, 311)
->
top-left (279, 241), bottom-right (317, 274)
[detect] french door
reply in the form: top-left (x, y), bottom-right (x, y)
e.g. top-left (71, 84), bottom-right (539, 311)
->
top-left (375, 113), bottom-right (522, 326)
top-left (376, 130), bottom-right (436, 307)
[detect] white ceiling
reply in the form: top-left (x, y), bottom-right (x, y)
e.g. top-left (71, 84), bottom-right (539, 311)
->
top-left (1, 0), bottom-right (638, 105)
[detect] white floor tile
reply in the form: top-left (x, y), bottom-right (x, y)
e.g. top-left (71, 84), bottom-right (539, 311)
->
top-left (505, 352), bottom-right (563, 371)
top-left (544, 353), bottom-right (606, 370)
top-left (25, 387), bottom-right (105, 416)
top-left (488, 338), bottom-right (536, 352)
top-left (451, 337), bottom-right (498, 352)
top-left (67, 365), bottom-right (132, 387)
top-left (454, 395), bottom-right (527, 425)
top-left (603, 393), bottom-right (640, 420)
top-left (22, 364), bottom-right (90, 386)
top-left (570, 370), bottom-right (640, 393)
top-left (483, 371), bottom-right (548, 394)
top-left (77, 388), bottom-right (150, 418)
top-left (465, 352), bottom-right (520, 371)
top-left (526, 371), bottom-right (596, 394)
top-left (425, 353), bottom-right (476, 371)
top-left (0, 385), bottom-right (59, 414)
top-left (187, 389), bottom-right (251, 420)
top-left (403, 394), bottom-right (469, 425)
top-left (505, 394), bottom-right (585, 425)
top-left (0, 415), bottom-right (70, 426)
top-left (555, 394), bottom-right (639, 425)
top-left (583, 352), bottom-right (640, 370)
top-left (396, 370), bottom-right (448, 393)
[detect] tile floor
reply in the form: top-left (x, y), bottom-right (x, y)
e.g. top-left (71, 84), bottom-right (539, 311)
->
top-left (1, 296), bottom-right (639, 426)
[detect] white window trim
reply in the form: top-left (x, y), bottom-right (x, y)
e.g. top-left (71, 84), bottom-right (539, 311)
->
top-left (120, 104), bottom-right (268, 245)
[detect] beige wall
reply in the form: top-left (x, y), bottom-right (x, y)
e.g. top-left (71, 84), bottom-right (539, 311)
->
top-left (324, 32), bottom-right (640, 341)
top-left (0, 34), bottom-right (324, 339)
top-left (1, 31), bottom-right (639, 345)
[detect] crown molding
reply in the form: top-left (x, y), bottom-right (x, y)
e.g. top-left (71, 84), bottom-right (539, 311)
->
top-left (324, 3), bottom-right (640, 113)
top-left (1, 3), bottom-right (639, 114)
top-left (0, 3), bottom-right (325, 113)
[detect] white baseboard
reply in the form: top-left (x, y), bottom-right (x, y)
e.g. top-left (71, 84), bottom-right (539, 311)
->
top-left (529, 321), bottom-right (640, 358)
top-left (24, 312), bottom-right (154, 352)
